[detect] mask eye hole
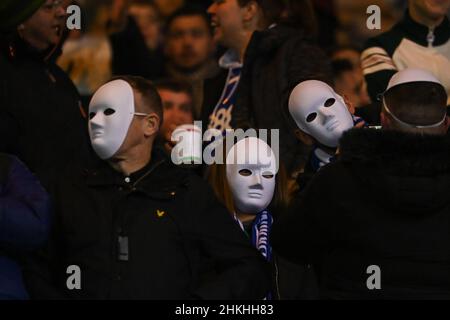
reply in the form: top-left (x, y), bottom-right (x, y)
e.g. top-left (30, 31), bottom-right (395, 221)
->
top-left (89, 112), bottom-right (96, 120)
top-left (239, 169), bottom-right (252, 177)
top-left (324, 98), bottom-right (336, 108)
top-left (104, 108), bottom-right (116, 116)
top-left (262, 172), bottom-right (274, 179)
top-left (306, 112), bottom-right (317, 123)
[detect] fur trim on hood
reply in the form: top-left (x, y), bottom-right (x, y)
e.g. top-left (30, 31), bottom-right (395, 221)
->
top-left (339, 129), bottom-right (450, 176)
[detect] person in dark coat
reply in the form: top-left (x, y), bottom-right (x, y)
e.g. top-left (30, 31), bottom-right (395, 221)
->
top-left (0, 0), bottom-right (91, 187)
top-left (271, 69), bottom-right (450, 299)
top-left (0, 153), bottom-right (51, 300)
top-left (202, 0), bottom-right (332, 176)
top-left (24, 76), bottom-right (270, 300)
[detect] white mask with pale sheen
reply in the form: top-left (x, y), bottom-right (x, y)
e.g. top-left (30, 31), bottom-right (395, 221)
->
top-left (88, 80), bottom-right (135, 160)
top-left (226, 137), bottom-right (277, 215)
top-left (289, 80), bottom-right (354, 148)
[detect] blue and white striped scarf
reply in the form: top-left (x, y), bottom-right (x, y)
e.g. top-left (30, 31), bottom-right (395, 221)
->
top-left (234, 210), bottom-right (274, 262)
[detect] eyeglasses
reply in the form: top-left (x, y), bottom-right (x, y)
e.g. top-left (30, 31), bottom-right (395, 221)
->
top-left (41, 0), bottom-right (63, 11)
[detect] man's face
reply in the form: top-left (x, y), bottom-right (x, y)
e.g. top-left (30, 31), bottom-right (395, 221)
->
top-left (129, 4), bottom-right (161, 50)
top-left (208, 0), bottom-right (246, 48)
top-left (158, 89), bottom-right (194, 151)
top-left (409, 0), bottom-right (450, 21)
top-left (20, 0), bottom-right (66, 52)
top-left (166, 15), bottom-right (214, 71)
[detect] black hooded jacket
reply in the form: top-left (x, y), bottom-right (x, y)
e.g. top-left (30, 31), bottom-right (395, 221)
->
top-left (271, 129), bottom-right (450, 299)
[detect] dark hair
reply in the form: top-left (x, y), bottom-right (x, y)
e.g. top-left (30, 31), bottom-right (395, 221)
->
top-left (237, 0), bottom-right (317, 35)
top-left (331, 59), bottom-right (354, 79)
top-left (110, 75), bottom-right (163, 124)
top-left (155, 79), bottom-right (194, 99)
top-left (385, 82), bottom-right (447, 128)
top-left (165, 5), bottom-right (211, 35)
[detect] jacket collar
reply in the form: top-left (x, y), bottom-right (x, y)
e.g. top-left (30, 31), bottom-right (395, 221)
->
top-left (339, 129), bottom-right (450, 176)
top-left (399, 10), bottom-right (450, 47)
top-left (219, 49), bottom-right (242, 69)
top-left (84, 147), bottom-right (188, 194)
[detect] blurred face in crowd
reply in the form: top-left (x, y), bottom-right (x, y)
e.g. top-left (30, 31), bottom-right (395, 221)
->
top-left (208, 0), bottom-right (250, 48)
top-left (409, 0), bottom-right (450, 25)
top-left (158, 89), bottom-right (194, 152)
top-left (334, 69), bottom-right (371, 108)
top-left (165, 15), bottom-right (214, 71)
top-left (129, 3), bottom-right (162, 50)
top-left (18, 0), bottom-right (66, 52)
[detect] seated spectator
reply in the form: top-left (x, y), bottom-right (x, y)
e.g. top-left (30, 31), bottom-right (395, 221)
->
top-left (25, 76), bottom-right (270, 300)
top-left (155, 79), bottom-right (195, 154)
top-left (164, 5), bottom-right (219, 118)
top-left (0, 154), bottom-right (51, 300)
top-left (272, 69), bottom-right (450, 299)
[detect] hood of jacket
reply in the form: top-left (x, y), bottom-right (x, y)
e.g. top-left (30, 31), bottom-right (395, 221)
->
top-left (339, 129), bottom-right (450, 216)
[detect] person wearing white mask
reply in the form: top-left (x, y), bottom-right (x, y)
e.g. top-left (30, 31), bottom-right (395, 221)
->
top-left (25, 76), bottom-right (271, 300)
top-left (225, 137), bottom-right (278, 260)
top-left (288, 80), bottom-right (365, 191)
top-left (207, 137), bottom-right (318, 299)
top-left (272, 69), bottom-right (450, 299)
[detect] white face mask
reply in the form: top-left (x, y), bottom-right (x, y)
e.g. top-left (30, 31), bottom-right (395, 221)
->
top-left (226, 137), bottom-right (277, 215)
top-left (289, 80), bottom-right (354, 148)
top-left (88, 80), bottom-right (135, 160)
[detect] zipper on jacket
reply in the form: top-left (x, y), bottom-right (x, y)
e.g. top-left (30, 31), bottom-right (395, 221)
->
top-left (427, 27), bottom-right (435, 48)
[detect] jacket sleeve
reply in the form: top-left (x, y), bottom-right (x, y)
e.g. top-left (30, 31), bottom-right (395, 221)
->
top-left (0, 155), bottom-right (51, 251)
top-left (361, 37), bottom-right (398, 102)
top-left (270, 166), bottom-right (337, 265)
top-left (22, 179), bottom-right (69, 300)
top-left (189, 178), bottom-right (271, 300)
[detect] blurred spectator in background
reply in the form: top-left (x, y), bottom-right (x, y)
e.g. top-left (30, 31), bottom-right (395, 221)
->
top-left (156, 79), bottom-right (195, 154)
top-left (164, 6), bottom-right (219, 118)
top-left (335, 0), bottom-right (403, 48)
top-left (58, 0), bottom-right (113, 106)
top-left (0, 0), bottom-right (91, 185)
top-left (331, 47), bottom-right (371, 109)
top-left (129, 0), bottom-right (163, 51)
top-left (110, 0), bottom-right (165, 81)
top-left (362, 0), bottom-right (450, 106)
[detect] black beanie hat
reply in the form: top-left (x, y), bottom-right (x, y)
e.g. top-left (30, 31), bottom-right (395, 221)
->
top-left (0, 0), bottom-right (46, 33)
